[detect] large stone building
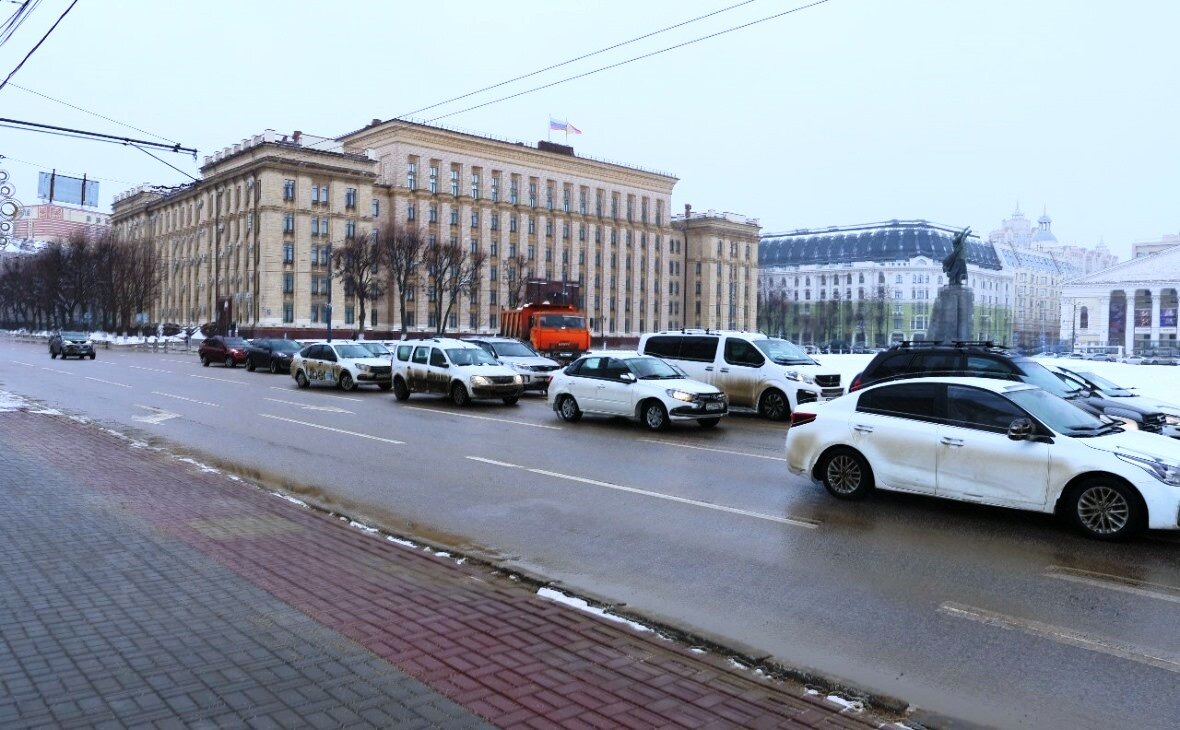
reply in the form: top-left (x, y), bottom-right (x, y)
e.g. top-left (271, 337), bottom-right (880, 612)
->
top-left (111, 121), bottom-right (758, 341)
top-left (758, 220), bottom-right (1011, 348)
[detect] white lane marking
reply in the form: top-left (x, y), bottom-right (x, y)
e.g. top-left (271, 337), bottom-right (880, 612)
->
top-left (190, 374), bottom-right (248, 385)
top-left (130, 364), bottom-right (172, 374)
top-left (466, 456), bottom-right (521, 468)
top-left (525, 466), bottom-right (818, 528)
top-left (259, 414), bottom-right (404, 444)
top-left (268, 386), bottom-right (363, 402)
top-left (13, 359), bottom-right (38, 367)
top-left (405, 405), bottom-right (562, 431)
top-left (85, 376), bottom-right (132, 388)
top-left (938, 602), bottom-right (1180, 673)
top-left (41, 366), bottom-right (71, 374)
top-left (152, 392), bottom-right (219, 407)
top-left (1045, 566), bottom-right (1180, 605)
top-left (639, 438), bottom-right (787, 462)
top-left (162, 359), bottom-right (193, 364)
top-left (264, 397), bottom-right (353, 414)
top-left (132, 404), bottom-right (180, 424)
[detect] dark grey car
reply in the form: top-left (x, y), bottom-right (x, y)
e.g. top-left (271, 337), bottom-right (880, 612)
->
top-left (49, 331), bottom-right (96, 360)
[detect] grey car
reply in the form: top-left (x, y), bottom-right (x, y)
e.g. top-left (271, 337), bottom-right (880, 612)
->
top-left (49, 331), bottom-right (96, 360)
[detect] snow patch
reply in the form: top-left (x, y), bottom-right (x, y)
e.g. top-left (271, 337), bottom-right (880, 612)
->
top-left (0, 390), bottom-right (30, 411)
top-left (270, 492), bottom-right (309, 508)
top-left (385, 536), bottom-right (417, 548)
top-left (348, 520), bottom-right (379, 534)
top-left (176, 457), bottom-right (219, 473)
top-left (825, 694), bottom-right (865, 713)
top-left (689, 647), bottom-right (707, 654)
top-left (537, 587), bottom-right (652, 633)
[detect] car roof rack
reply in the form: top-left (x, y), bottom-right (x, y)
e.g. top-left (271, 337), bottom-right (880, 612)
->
top-left (891, 340), bottom-right (998, 350)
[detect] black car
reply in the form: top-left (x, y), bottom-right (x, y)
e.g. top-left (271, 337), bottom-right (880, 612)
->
top-left (49, 331), bottom-right (96, 360)
top-left (244, 338), bottom-right (303, 373)
top-left (850, 341), bottom-right (1170, 436)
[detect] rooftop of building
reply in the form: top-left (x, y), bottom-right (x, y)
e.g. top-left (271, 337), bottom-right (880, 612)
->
top-left (758, 219), bottom-right (1002, 271)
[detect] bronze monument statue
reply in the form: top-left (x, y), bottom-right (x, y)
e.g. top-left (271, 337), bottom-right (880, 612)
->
top-left (942, 227), bottom-right (970, 286)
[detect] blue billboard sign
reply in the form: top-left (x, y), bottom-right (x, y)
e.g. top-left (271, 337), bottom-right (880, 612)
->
top-left (37, 171), bottom-right (99, 207)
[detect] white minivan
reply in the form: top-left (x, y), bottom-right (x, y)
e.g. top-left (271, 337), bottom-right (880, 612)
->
top-left (638, 330), bottom-right (842, 420)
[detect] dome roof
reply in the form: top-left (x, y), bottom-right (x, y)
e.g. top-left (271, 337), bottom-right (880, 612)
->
top-left (759, 220), bottom-right (1002, 270)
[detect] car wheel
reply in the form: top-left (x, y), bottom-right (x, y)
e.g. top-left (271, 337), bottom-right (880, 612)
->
top-left (270, 359), bottom-right (280, 374)
top-left (556, 394), bottom-right (582, 422)
top-left (758, 389), bottom-right (790, 421)
top-left (89, 353), bottom-right (96, 360)
top-left (246, 358), bottom-right (256, 372)
top-left (338, 372), bottom-right (356, 392)
top-left (820, 447), bottom-right (874, 500)
top-left (224, 356), bottom-right (235, 368)
top-left (502, 395), bottom-right (519, 405)
top-left (1067, 478), bottom-right (1142, 540)
top-left (50, 350), bottom-right (57, 359)
top-left (393, 377), bottom-right (410, 401)
top-left (641, 400), bottom-right (669, 432)
top-left (295, 370), bottom-right (310, 389)
top-left (450, 382), bottom-right (470, 406)
top-left (378, 382), bottom-right (392, 391)
top-left (698, 417), bottom-right (721, 429)
top-left (200, 355), bottom-right (210, 367)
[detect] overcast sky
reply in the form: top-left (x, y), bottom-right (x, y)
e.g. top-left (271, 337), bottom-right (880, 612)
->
top-left (2, 0), bottom-right (1177, 260)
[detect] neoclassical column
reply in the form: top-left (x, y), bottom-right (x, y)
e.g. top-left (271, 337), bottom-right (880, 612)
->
top-left (1097, 295), bottom-right (1110, 346)
top-left (1150, 287), bottom-right (1162, 351)
top-left (1125, 290), bottom-right (1136, 355)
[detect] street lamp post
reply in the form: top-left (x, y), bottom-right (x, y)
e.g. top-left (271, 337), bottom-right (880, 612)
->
top-left (326, 240), bottom-right (333, 342)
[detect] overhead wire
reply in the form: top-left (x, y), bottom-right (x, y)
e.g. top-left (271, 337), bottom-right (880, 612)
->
top-left (0, 0), bottom-right (80, 93)
top-left (0, 1), bottom-right (42, 51)
top-left (7, 82), bottom-right (179, 144)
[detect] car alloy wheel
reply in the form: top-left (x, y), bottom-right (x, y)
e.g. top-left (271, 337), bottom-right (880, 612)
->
top-left (393, 378), bottom-right (410, 401)
top-left (224, 356), bottom-right (235, 368)
top-left (451, 382), bottom-right (470, 406)
top-left (821, 448), bottom-right (873, 500)
top-left (338, 372), bottom-right (356, 392)
top-left (758, 389), bottom-right (789, 421)
top-left (270, 360), bottom-right (280, 374)
top-left (295, 370), bottom-right (309, 389)
top-left (201, 355), bottom-right (210, 366)
top-left (557, 394), bottom-right (581, 422)
top-left (642, 401), bottom-right (669, 432)
top-left (1071, 480), bottom-right (1140, 539)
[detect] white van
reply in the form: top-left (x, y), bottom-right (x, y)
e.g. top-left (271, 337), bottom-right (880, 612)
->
top-left (637, 330), bottom-right (843, 420)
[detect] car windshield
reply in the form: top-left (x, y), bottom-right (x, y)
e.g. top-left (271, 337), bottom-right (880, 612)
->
top-left (359, 343), bottom-right (391, 356)
top-left (753, 338), bottom-right (816, 365)
top-left (1017, 361), bottom-right (1083, 397)
top-left (1005, 387), bottom-right (1114, 436)
top-left (537, 314), bottom-right (585, 328)
top-left (446, 348), bottom-right (499, 366)
top-left (271, 340), bottom-right (302, 353)
top-left (61, 331), bottom-right (87, 339)
top-left (1073, 370), bottom-right (1133, 396)
top-left (223, 338), bottom-right (249, 348)
top-left (334, 344), bottom-right (372, 359)
top-left (626, 357), bottom-right (682, 379)
top-left (491, 341), bottom-right (538, 357)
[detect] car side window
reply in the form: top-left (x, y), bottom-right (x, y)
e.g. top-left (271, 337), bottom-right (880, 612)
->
top-left (680, 336), bottom-right (719, 362)
top-left (603, 358), bottom-right (631, 380)
top-left (857, 382), bottom-right (942, 421)
top-left (643, 336), bottom-right (680, 358)
top-left (565, 359), bottom-right (586, 376)
top-left (724, 338), bottom-right (765, 367)
top-left (412, 346), bottom-right (429, 364)
top-left (915, 352), bottom-right (960, 376)
top-left (578, 356), bottom-right (609, 378)
top-left (869, 353), bottom-right (913, 382)
top-left (966, 355), bottom-right (1014, 377)
top-left (946, 385), bottom-right (1026, 433)
top-left (322, 347), bottom-right (338, 363)
top-left (429, 348), bottom-right (447, 367)
top-left (397, 344), bottom-right (413, 361)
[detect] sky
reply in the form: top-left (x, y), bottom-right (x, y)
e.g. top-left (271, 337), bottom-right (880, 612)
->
top-left (1, 0), bottom-right (1177, 261)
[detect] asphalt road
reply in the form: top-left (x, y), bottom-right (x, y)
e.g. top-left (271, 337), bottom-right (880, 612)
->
top-left (3, 337), bottom-right (1178, 729)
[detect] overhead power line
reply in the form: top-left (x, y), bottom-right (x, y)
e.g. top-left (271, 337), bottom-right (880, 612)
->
top-left (425, 0), bottom-right (831, 123)
top-left (395, 0), bottom-right (761, 120)
top-left (7, 82), bottom-right (179, 144)
top-left (0, 0), bottom-right (79, 93)
top-left (0, 117), bottom-right (197, 157)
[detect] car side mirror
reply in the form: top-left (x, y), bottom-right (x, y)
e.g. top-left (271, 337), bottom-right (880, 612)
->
top-left (1007, 417), bottom-right (1033, 440)
top-left (619, 373), bottom-right (636, 383)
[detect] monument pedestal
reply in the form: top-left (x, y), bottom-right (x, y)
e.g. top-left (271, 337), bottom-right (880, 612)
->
top-left (928, 286), bottom-right (974, 342)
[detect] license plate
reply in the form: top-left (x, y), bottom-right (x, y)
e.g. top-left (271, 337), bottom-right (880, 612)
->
top-left (705, 402), bottom-right (724, 412)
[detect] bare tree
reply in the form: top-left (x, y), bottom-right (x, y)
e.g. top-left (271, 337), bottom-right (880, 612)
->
top-left (503, 254), bottom-right (530, 308)
top-left (421, 238), bottom-right (487, 335)
top-left (374, 219), bottom-right (426, 335)
top-left (331, 231), bottom-right (386, 338)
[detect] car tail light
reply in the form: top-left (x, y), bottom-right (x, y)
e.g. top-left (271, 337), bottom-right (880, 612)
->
top-left (790, 411), bottom-right (817, 427)
top-left (849, 373), bottom-right (863, 392)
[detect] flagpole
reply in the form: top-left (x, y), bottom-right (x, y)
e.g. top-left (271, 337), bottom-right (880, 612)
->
top-left (547, 112), bottom-right (552, 142)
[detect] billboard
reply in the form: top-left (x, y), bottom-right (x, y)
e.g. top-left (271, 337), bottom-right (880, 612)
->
top-left (37, 171), bottom-right (99, 207)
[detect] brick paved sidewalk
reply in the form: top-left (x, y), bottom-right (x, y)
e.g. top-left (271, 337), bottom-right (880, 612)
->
top-left (0, 408), bottom-right (890, 729)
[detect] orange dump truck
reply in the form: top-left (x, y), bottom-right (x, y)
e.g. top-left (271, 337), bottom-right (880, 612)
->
top-left (499, 303), bottom-right (591, 362)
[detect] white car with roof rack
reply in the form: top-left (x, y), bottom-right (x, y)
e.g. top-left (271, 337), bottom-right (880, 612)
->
top-left (391, 338), bottom-right (524, 405)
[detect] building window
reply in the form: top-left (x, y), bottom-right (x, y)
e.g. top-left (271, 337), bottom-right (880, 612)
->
top-left (407, 203), bottom-right (416, 221)
top-left (450, 207), bottom-right (460, 226)
top-left (345, 188), bottom-right (357, 209)
top-left (491, 175), bottom-right (500, 202)
top-left (1079, 306), bottom-right (1089, 329)
top-left (310, 245), bottom-right (320, 266)
top-left (545, 220), bottom-right (553, 237)
top-left (471, 173), bottom-right (480, 200)
top-left (371, 199), bottom-right (380, 217)
top-left (490, 240), bottom-right (498, 257)
top-left (490, 213), bottom-right (499, 231)
top-left (283, 213), bottom-right (294, 234)
top-left (282, 302), bottom-right (294, 323)
top-left (310, 304), bottom-right (319, 324)
top-left (345, 306), bottom-right (355, 325)
top-left (283, 272), bottom-right (294, 293)
top-left (283, 179), bottom-right (295, 201)
top-left (429, 205), bottom-right (438, 223)
top-left (283, 242), bottom-right (294, 263)
top-left (407, 162), bottom-right (417, 190)
top-left (471, 211), bottom-right (479, 229)
top-left (345, 220), bottom-right (357, 240)
top-left (528, 217), bottom-right (536, 235)
top-left (429, 165), bottom-right (438, 193)
top-left (450, 169), bottom-right (459, 196)
top-left (311, 217), bottom-right (320, 237)
top-left (509, 215), bottom-right (518, 233)
top-left (579, 190), bottom-right (587, 215)
top-left (529, 182), bottom-right (537, 207)
top-left (510, 180), bottom-right (519, 205)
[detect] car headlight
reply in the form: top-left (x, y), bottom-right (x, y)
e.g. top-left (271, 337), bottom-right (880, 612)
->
top-left (1163, 414), bottom-right (1180, 426)
top-left (785, 371), bottom-right (816, 384)
top-left (1114, 417), bottom-right (1139, 431)
top-left (472, 375), bottom-right (490, 386)
top-left (512, 374), bottom-right (523, 385)
top-left (1116, 451), bottom-right (1180, 486)
top-left (666, 389), bottom-right (696, 402)
top-left (510, 362), bottom-right (530, 372)
top-left (356, 364), bottom-right (372, 373)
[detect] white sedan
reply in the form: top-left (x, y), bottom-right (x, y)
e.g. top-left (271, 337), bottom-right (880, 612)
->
top-left (785, 376), bottom-right (1180, 540)
top-left (549, 351), bottom-right (728, 431)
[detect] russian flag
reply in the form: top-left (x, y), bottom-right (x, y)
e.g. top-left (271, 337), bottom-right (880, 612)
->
top-left (549, 117), bottom-right (567, 132)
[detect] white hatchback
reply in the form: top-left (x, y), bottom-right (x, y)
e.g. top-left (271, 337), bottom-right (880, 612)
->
top-left (290, 342), bottom-right (393, 391)
top-left (785, 376), bottom-right (1180, 540)
top-left (548, 351), bottom-right (728, 431)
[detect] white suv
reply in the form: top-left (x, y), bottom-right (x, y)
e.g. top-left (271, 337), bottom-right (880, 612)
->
top-left (548, 350), bottom-right (728, 430)
top-left (391, 338), bottom-right (524, 405)
top-left (290, 341), bottom-right (393, 391)
top-left (638, 330), bottom-right (841, 421)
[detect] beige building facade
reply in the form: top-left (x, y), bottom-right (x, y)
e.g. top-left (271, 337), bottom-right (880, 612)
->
top-left (112, 121), bottom-right (758, 341)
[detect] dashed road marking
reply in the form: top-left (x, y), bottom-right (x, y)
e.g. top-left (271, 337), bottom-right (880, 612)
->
top-left (130, 364), bottom-right (173, 374)
top-left (1044, 566), bottom-right (1180, 604)
top-left (190, 374), bottom-right (248, 385)
top-left (41, 366), bottom-right (71, 374)
top-left (85, 376), bottom-right (132, 388)
top-left (938, 602), bottom-right (1180, 673)
top-left (639, 438), bottom-right (787, 462)
top-left (265, 397), bottom-right (353, 414)
top-left (407, 405), bottom-right (562, 430)
top-left (259, 414), bottom-right (404, 444)
top-left (268, 386), bottom-right (363, 402)
top-left (13, 359), bottom-right (38, 367)
top-left (152, 392), bottom-right (219, 407)
top-left (463, 456), bottom-right (817, 528)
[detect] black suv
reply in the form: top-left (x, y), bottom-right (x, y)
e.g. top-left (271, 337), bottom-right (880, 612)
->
top-left (851, 341), bottom-right (1171, 436)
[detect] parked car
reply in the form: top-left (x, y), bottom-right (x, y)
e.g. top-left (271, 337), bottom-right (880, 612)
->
top-left (244, 338), bottom-right (303, 373)
top-left (198, 336), bottom-right (251, 367)
top-left (637, 330), bottom-right (841, 421)
top-left (786, 376), bottom-right (1180, 540)
top-left (1120, 355), bottom-right (1145, 365)
top-left (391, 338), bottom-right (523, 405)
top-left (849, 341), bottom-right (1171, 436)
top-left (549, 351), bottom-right (728, 431)
top-left (290, 342), bottom-right (393, 391)
top-left (1054, 366), bottom-right (1180, 438)
top-left (463, 336), bottom-right (561, 394)
top-left (49, 331), bottom-right (96, 360)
